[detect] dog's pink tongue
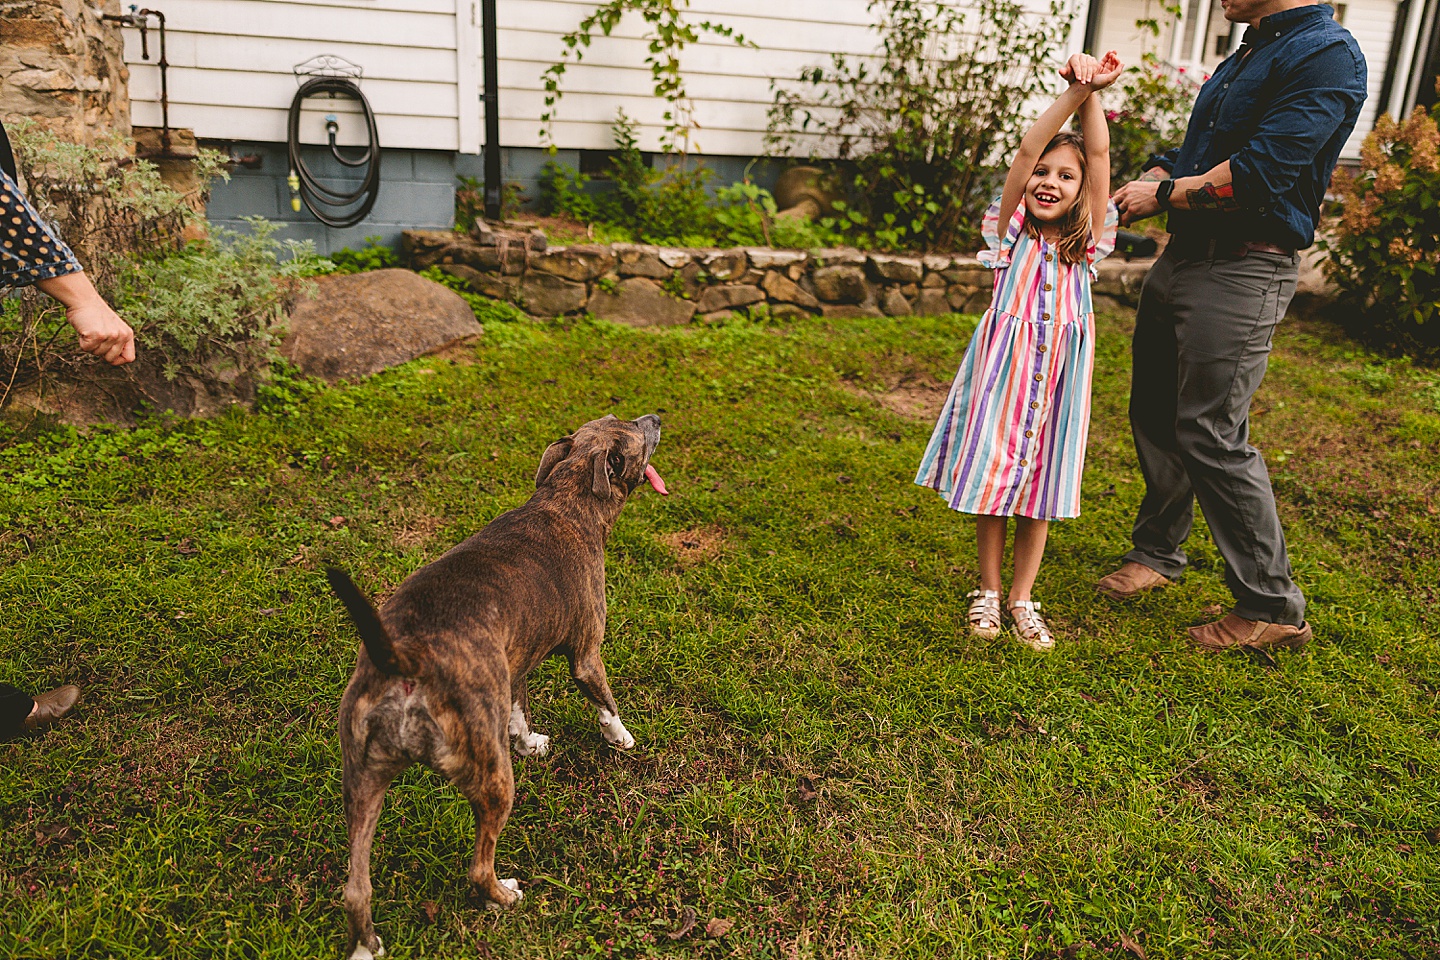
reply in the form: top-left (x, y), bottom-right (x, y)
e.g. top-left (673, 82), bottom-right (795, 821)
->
top-left (644, 464), bottom-right (669, 496)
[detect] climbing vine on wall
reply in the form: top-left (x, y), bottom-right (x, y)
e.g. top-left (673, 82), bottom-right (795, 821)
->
top-left (540, 0), bottom-right (754, 155)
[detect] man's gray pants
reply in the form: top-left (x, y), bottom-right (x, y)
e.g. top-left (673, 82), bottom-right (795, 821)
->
top-left (1124, 247), bottom-right (1306, 627)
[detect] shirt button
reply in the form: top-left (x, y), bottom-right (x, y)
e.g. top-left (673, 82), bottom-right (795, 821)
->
top-left (1224, 83), bottom-right (1230, 88)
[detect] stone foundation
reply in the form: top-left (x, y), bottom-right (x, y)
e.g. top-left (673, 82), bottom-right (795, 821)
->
top-left (0, 0), bottom-right (130, 145)
top-left (402, 230), bottom-right (1156, 324)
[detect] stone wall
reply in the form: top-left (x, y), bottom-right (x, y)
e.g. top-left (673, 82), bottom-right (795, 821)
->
top-left (1, 0), bottom-right (130, 145)
top-left (401, 231), bottom-right (1153, 324)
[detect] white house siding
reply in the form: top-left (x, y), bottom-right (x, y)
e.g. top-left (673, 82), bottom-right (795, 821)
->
top-left (1342, 0), bottom-right (1402, 158)
top-left (123, 0), bottom-right (464, 151)
top-left (495, 0), bottom-right (1090, 156)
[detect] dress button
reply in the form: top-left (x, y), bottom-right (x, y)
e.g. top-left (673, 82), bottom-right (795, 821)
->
top-left (1045, 253), bottom-right (1053, 262)
top-left (1034, 373), bottom-right (1043, 382)
top-left (1044, 283), bottom-right (1053, 291)
top-left (1041, 313), bottom-right (1050, 321)
top-left (1039, 344), bottom-right (1048, 353)
top-left (1024, 430), bottom-right (1034, 438)
top-left (1019, 459), bottom-right (1028, 466)
top-left (1030, 401), bottom-right (1039, 410)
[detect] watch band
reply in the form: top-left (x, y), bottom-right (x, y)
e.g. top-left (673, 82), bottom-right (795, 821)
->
top-left (1155, 178), bottom-right (1176, 211)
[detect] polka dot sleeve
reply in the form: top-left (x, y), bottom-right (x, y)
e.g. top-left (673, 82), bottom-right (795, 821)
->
top-left (0, 167), bottom-right (82, 290)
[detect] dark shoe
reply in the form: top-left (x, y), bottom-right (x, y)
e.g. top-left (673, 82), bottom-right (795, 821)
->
top-left (1187, 615), bottom-right (1311, 653)
top-left (1096, 562), bottom-right (1172, 600)
top-left (21, 685), bottom-right (81, 733)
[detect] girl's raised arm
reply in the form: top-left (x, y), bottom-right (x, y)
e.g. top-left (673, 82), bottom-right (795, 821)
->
top-left (1080, 51), bottom-right (1122, 232)
top-left (997, 54), bottom-right (1101, 228)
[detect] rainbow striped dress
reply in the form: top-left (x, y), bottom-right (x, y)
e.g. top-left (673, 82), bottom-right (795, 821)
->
top-left (915, 197), bottom-right (1118, 520)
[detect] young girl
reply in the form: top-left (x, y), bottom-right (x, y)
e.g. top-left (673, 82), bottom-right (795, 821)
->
top-left (916, 51), bottom-right (1122, 652)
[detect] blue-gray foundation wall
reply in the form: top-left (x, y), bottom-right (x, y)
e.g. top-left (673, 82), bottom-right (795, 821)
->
top-left (203, 143), bottom-right (788, 256)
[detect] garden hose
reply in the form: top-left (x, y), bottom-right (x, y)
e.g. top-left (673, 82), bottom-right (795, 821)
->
top-left (286, 76), bottom-right (381, 228)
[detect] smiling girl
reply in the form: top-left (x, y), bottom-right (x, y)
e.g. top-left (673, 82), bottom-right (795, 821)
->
top-left (916, 51), bottom-right (1122, 651)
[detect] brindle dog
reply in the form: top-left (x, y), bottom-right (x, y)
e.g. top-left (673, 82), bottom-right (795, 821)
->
top-left (326, 414), bottom-right (666, 960)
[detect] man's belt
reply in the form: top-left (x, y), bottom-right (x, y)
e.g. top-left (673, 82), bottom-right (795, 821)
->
top-left (1166, 235), bottom-right (1295, 261)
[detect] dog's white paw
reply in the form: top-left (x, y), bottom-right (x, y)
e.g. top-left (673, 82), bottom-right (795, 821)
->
top-left (485, 878), bottom-right (524, 911)
top-left (350, 936), bottom-right (384, 960)
top-left (598, 710), bottom-right (636, 750)
top-left (514, 732), bottom-right (550, 757)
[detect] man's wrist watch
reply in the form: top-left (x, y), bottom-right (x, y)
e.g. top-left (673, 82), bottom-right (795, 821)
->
top-left (1155, 179), bottom-right (1176, 211)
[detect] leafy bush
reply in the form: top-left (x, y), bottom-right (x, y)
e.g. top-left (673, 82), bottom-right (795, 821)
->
top-left (539, 112), bottom-right (717, 245)
top-left (1324, 102), bottom-right (1440, 361)
top-left (1104, 54), bottom-right (1200, 187)
top-left (113, 218), bottom-right (328, 380)
top-left (329, 237), bottom-right (398, 274)
top-left (767, 0), bottom-right (1072, 252)
top-left (712, 181), bottom-right (848, 249)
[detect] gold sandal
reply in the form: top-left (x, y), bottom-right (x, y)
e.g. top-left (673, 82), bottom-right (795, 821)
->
top-left (967, 589), bottom-right (1003, 639)
top-left (1008, 599), bottom-right (1056, 652)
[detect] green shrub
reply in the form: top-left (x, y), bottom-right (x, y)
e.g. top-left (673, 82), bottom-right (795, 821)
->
top-left (1324, 102), bottom-right (1440, 361)
top-left (114, 218), bottom-right (329, 380)
top-left (767, 0), bottom-right (1072, 252)
top-left (713, 181), bottom-right (849, 249)
top-left (328, 237), bottom-right (398, 274)
top-left (1104, 54), bottom-right (1199, 187)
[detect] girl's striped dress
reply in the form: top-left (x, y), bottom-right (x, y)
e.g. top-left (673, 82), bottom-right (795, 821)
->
top-left (915, 197), bottom-right (1118, 520)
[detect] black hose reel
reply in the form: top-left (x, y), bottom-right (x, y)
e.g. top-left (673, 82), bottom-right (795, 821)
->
top-left (286, 72), bottom-right (381, 228)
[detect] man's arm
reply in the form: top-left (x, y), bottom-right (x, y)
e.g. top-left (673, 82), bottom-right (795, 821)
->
top-left (1166, 159), bottom-right (1238, 212)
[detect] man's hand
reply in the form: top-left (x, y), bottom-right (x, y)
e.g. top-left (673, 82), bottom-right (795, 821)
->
top-left (35, 271), bottom-right (137, 365)
top-left (1112, 179), bottom-right (1163, 226)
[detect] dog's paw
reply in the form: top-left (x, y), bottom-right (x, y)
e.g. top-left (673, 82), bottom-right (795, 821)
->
top-left (514, 732), bottom-right (550, 757)
top-left (484, 878), bottom-right (524, 911)
top-left (349, 936), bottom-right (384, 960)
top-left (599, 715), bottom-right (636, 751)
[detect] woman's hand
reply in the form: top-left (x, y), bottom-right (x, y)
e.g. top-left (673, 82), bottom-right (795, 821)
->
top-left (35, 271), bottom-right (137, 365)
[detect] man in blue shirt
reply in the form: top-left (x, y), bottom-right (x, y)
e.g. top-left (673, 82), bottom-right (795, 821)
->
top-left (1099, 0), bottom-right (1367, 652)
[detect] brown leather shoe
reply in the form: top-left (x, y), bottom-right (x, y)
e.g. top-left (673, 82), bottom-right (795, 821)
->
top-left (21, 685), bottom-right (81, 733)
top-left (1187, 615), bottom-right (1311, 653)
top-left (1096, 562), bottom-right (1172, 600)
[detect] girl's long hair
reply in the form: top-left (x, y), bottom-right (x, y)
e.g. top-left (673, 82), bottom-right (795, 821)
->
top-left (1023, 133), bottom-right (1092, 264)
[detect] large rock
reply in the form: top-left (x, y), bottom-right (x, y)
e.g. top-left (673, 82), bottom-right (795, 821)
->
top-left (703, 249), bottom-right (748, 281)
top-left (812, 265), bottom-right (870, 304)
top-left (868, 254), bottom-right (924, 283)
top-left (761, 270), bottom-right (820, 309)
top-left (531, 245), bottom-right (616, 282)
top-left (914, 288), bottom-right (953, 316)
top-left (520, 273), bottom-right (589, 316)
top-left (441, 264), bottom-right (517, 301)
top-left (587, 278), bottom-right (697, 327)
top-left (282, 269), bottom-right (481, 382)
top-left (879, 288), bottom-right (913, 316)
top-left (696, 284), bottom-right (765, 314)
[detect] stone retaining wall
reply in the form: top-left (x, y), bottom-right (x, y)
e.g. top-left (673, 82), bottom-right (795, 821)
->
top-left (1, 0), bottom-right (130, 146)
top-left (402, 230), bottom-right (1154, 325)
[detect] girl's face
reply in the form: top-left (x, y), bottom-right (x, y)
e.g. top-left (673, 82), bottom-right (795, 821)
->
top-left (1026, 145), bottom-right (1086, 225)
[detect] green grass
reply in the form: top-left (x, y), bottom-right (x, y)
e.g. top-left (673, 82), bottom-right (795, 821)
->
top-left (1, 310), bottom-right (1437, 959)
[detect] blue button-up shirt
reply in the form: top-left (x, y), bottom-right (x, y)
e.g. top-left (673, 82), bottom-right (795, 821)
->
top-left (1147, 3), bottom-right (1367, 250)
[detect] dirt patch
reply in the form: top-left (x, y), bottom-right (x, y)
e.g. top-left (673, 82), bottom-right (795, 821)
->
top-left (391, 507), bottom-right (446, 550)
top-left (841, 377), bottom-right (949, 421)
top-left (660, 525), bottom-right (729, 567)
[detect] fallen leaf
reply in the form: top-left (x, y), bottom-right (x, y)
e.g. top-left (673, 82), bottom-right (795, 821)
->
top-left (328, 516), bottom-right (347, 528)
top-left (1201, 604), bottom-right (1225, 617)
top-left (705, 917), bottom-right (734, 938)
top-left (418, 900), bottom-right (440, 924)
top-left (257, 608), bottom-right (278, 617)
top-left (176, 538), bottom-right (199, 555)
top-left (1119, 931), bottom-right (1147, 959)
top-left (667, 906), bottom-right (697, 940)
top-left (475, 940), bottom-right (494, 958)
top-left (1396, 843), bottom-right (1413, 855)
top-left (797, 776), bottom-right (818, 802)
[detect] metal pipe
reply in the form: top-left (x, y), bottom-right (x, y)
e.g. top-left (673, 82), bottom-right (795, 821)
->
top-left (481, 0), bottom-right (501, 220)
top-left (102, 7), bottom-right (172, 155)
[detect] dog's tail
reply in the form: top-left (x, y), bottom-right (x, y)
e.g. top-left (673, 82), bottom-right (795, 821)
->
top-left (326, 567), bottom-right (413, 676)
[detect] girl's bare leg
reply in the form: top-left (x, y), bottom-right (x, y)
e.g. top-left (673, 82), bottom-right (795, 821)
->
top-left (975, 515), bottom-right (1008, 594)
top-left (1009, 516), bottom-right (1050, 603)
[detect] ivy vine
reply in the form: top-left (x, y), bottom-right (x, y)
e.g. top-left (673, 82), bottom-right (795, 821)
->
top-left (540, 0), bottom-right (754, 156)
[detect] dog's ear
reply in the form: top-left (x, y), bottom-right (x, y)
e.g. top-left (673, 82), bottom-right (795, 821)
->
top-left (592, 446), bottom-right (613, 499)
top-left (535, 436), bottom-right (573, 487)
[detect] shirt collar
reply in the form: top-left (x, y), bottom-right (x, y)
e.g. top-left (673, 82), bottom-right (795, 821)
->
top-left (1243, 3), bottom-right (1332, 47)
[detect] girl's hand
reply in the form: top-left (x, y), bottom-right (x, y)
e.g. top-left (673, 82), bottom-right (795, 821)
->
top-left (1089, 51), bottom-right (1124, 90)
top-left (1060, 53), bottom-right (1101, 86)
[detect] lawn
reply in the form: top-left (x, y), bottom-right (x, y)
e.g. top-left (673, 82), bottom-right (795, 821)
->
top-left (1, 308), bottom-right (1437, 959)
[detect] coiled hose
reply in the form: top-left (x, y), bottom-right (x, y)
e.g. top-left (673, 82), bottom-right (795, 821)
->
top-left (286, 76), bottom-right (381, 228)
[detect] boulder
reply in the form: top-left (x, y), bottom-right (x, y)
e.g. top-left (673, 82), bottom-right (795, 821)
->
top-left (531, 244), bottom-right (616, 282)
top-left (696, 284), bottom-right (766, 314)
top-left (812, 265), bottom-right (870, 304)
top-left (587, 278), bottom-right (697, 327)
top-left (880, 288), bottom-right (913, 316)
top-left (915, 288), bottom-right (953, 316)
top-left (761, 270), bottom-right (820, 309)
top-left (868, 254), bottom-right (925, 284)
top-left (282, 269), bottom-right (481, 382)
top-left (614, 244), bottom-right (672, 279)
top-left (943, 260), bottom-right (992, 285)
top-left (519, 273), bottom-right (589, 316)
top-left (703, 249), bottom-right (748, 281)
